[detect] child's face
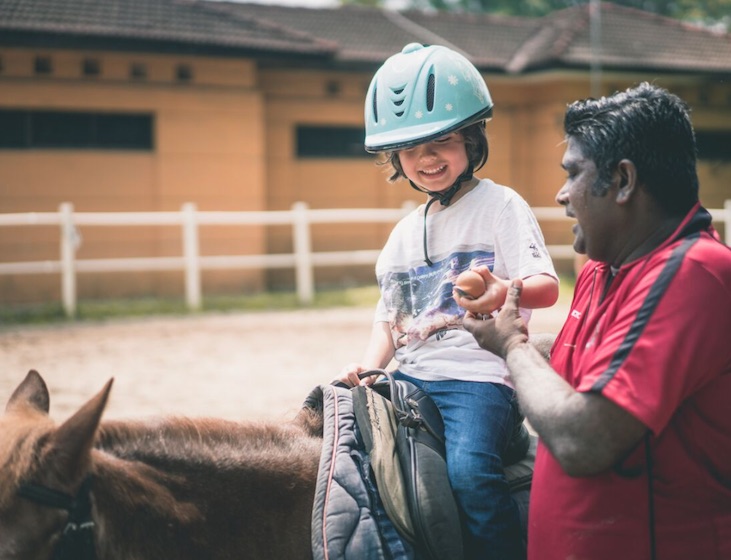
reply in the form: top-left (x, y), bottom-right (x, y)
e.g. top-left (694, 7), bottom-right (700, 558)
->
top-left (397, 132), bottom-right (469, 193)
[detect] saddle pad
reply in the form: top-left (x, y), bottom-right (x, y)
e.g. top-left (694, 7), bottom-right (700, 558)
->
top-left (310, 384), bottom-right (385, 560)
top-left (353, 378), bottom-right (464, 560)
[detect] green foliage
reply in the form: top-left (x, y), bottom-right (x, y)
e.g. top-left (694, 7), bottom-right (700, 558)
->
top-left (361, 0), bottom-right (730, 26)
top-left (341, 0), bottom-right (384, 6)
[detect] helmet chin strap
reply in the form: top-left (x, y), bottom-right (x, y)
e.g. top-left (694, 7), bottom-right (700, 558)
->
top-left (412, 165), bottom-right (474, 266)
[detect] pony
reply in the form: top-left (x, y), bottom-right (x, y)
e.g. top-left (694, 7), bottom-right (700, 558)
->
top-left (0, 370), bottom-right (324, 560)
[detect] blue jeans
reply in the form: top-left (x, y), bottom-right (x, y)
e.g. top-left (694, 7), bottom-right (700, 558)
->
top-left (393, 371), bottom-right (524, 560)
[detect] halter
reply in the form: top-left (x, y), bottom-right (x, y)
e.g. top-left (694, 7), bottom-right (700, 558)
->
top-left (18, 476), bottom-right (97, 560)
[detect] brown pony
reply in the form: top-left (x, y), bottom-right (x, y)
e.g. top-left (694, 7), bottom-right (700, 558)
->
top-left (0, 370), bottom-right (323, 560)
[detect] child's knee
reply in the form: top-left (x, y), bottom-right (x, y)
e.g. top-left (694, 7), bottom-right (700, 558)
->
top-left (448, 452), bottom-right (502, 495)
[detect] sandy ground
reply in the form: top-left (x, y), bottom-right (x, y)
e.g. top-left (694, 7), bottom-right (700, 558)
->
top-left (0, 303), bottom-right (569, 424)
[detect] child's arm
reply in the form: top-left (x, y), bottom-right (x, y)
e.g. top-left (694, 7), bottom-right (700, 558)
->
top-left (519, 273), bottom-right (559, 309)
top-left (454, 266), bottom-right (558, 314)
top-left (337, 321), bottom-right (395, 386)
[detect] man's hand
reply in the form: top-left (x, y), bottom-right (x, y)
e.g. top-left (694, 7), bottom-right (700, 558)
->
top-left (463, 279), bottom-right (529, 359)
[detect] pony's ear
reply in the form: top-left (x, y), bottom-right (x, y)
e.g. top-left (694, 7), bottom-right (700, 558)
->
top-left (47, 379), bottom-right (114, 478)
top-left (5, 370), bottom-right (50, 414)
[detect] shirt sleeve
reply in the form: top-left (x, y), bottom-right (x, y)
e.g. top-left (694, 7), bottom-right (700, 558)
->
top-left (493, 192), bottom-right (557, 282)
top-left (578, 254), bottom-right (731, 435)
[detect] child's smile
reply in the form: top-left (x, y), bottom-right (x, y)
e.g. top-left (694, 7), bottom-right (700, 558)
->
top-left (398, 132), bottom-right (469, 193)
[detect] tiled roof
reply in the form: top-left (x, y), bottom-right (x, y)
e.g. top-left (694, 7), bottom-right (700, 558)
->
top-left (388, 9), bottom-right (543, 69)
top-left (0, 0), bottom-right (729, 74)
top-left (219, 3), bottom-right (542, 69)
top-left (514, 3), bottom-right (731, 73)
top-left (0, 0), bottom-right (336, 56)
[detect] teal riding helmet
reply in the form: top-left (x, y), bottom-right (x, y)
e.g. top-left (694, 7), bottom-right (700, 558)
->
top-left (364, 43), bottom-right (493, 153)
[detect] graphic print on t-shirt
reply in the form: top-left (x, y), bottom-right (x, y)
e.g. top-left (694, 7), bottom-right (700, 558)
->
top-left (379, 250), bottom-right (494, 348)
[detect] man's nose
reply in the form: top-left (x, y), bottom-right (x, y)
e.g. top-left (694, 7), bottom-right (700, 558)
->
top-left (555, 183), bottom-right (569, 206)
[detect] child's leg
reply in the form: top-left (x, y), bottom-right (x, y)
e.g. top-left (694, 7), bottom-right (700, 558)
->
top-left (396, 373), bottom-right (524, 560)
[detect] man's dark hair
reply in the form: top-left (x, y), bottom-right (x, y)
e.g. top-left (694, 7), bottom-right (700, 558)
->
top-left (380, 121), bottom-right (489, 182)
top-left (564, 82), bottom-right (699, 215)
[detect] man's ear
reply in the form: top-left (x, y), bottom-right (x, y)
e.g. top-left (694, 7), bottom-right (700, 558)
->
top-left (614, 159), bottom-right (637, 205)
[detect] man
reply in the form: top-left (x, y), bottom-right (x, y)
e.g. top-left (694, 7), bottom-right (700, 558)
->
top-left (458, 82), bottom-right (731, 559)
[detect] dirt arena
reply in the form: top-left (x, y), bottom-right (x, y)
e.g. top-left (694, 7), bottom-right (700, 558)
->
top-left (0, 303), bottom-right (569, 424)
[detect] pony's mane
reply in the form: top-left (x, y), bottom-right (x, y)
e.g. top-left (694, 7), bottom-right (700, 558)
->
top-left (96, 415), bottom-right (321, 469)
top-left (1, 377), bottom-right (325, 560)
top-left (88, 416), bottom-right (323, 527)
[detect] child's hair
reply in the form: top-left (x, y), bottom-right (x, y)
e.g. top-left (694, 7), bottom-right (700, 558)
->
top-left (379, 121), bottom-right (489, 183)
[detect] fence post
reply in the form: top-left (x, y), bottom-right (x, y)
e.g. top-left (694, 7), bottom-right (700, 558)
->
top-left (182, 202), bottom-right (202, 311)
top-left (401, 199), bottom-right (417, 213)
top-left (292, 202), bottom-right (314, 304)
top-left (725, 199), bottom-right (731, 247)
top-left (59, 202), bottom-right (78, 317)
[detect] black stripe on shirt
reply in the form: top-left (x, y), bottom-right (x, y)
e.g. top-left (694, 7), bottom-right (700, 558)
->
top-left (591, 233), bottom-right (701, 392)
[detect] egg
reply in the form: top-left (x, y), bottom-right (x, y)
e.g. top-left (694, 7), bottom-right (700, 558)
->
top-left (454, 269), bottom-right (485, 300)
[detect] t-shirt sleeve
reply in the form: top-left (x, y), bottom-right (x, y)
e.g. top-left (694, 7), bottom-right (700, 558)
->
top-left (577, 257), bottom-right (731, 435)
top-left (493, 193), bottom-right (558, 282)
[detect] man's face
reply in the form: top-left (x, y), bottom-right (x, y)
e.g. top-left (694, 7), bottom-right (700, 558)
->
top-left (556, 138), bottom-right (615, 262)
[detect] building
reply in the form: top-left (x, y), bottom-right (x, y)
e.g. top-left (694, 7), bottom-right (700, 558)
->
top-left (1, 0), bottom-right (729, 304)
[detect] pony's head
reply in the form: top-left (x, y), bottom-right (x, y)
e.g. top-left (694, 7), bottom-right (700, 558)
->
top-left (0, 371), bottom-right (112, 560)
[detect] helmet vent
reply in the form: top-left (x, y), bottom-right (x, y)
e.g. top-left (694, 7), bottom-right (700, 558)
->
top-left (392, 87), bottom-right (405, 95)
top-left (426, 73), bottom-right (435, 112)
top-left (372, 84), bottom-right (378, 122)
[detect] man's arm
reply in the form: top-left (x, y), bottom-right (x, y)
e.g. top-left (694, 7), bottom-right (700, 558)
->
top-left (528, 332), bottom-right (556, 361)
top-left (464, 280), bottom-right (647, 477)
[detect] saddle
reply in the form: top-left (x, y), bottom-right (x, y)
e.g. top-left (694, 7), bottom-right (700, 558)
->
top-left (306, 373), bottom-right (534, 560)
top-left (352, 371), bottom-right (461, 560)
top-left (351, 370), bottom-right (532, 560)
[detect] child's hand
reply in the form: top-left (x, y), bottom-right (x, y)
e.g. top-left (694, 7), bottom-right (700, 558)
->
top-left (334, 363), bottom-right (379, 387)
top-left (453, 266), bottom-right (509, 315)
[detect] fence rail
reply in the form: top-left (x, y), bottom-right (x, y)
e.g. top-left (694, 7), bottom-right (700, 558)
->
top-left (1, 200), bottom-right (729, 317)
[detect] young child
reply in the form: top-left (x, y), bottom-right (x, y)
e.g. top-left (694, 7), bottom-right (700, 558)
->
top-left (338, 43), bottom-right (558, 560)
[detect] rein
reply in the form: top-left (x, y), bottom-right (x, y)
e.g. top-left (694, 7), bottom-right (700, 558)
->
top-left (18, 476), bottom-right (97, 560)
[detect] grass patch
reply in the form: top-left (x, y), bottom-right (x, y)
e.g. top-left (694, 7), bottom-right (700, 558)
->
top-left (0, 285), bottom-right (383, 326)
top-left (558, 274), bottom-right (576, 306)
top-left (0, 276), bottom-right (575, 327)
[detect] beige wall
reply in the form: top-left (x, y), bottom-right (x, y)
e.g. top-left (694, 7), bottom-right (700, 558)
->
top-left (1, 47), bottom-right (729, 304)
top-left (0, 48), bottom-right (268, 303)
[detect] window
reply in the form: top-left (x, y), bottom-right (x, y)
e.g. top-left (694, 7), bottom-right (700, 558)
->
top-left (696, 130), bottom-right (731, 162)
top-left (34, 56), bottom-right (52, 75)
top-left (82, 58), bottom-right (101, 77)
top-left (296, 126), bottom-right (370, 159)
top-left (130, 62), bottom-right (147, 80)
top-left (176, 64), bottom-right (193, 83)
top-left (0, 110), bottom-right (154, 150)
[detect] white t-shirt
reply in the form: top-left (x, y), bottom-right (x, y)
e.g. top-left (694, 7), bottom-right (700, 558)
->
top-left (374, 178), bottom-right (557, 384)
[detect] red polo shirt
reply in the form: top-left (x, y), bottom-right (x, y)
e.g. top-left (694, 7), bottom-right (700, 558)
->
top-left (529, 205), bottom-right (731, 560)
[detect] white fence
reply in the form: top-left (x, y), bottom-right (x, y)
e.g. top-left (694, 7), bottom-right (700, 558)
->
top-left (1, 200), bottom-right (729, 317)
